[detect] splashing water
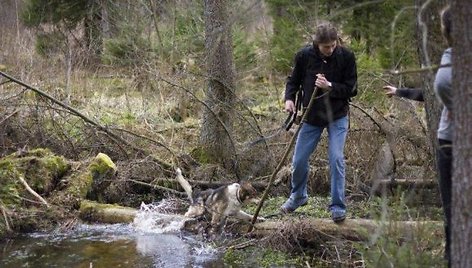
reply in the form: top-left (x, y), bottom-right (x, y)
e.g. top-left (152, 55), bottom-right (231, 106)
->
top-left (133, 201), bottom-right (189, 234)
top-left (131, 200), bottom-right (220, 267)
top-left (0, 199), bottom-right (223, 268)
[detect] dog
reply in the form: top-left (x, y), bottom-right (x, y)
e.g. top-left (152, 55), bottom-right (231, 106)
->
top-left (175, 168), bottom-right (263, 233)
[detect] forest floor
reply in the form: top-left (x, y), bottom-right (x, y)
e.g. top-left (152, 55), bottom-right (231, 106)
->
top-left (0, 65), bottom-right (447, 266)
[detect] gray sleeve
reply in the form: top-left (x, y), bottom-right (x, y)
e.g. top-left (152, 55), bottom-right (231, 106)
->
top-left (434, 50), bottom-right (453, 111)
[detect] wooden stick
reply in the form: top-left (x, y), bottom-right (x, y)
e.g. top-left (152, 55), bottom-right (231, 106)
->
top-left (249, 86), bottom-right (320, 231)
top-left (0, 204), bottom-right (12, 232)
top-left (127, 179), bottom-right (187, 197)
top-left (0, 110), bottom-right (19, 126)
top-left (17, 176), bottom-right (50, 208)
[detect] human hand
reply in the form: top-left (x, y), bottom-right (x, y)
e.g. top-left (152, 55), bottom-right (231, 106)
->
top-left (285, 100), bottom-right (295, 113)
top-left (383, 85), bottom-right (397, 97)
top-left (315, 74), bottom-right (331, 89)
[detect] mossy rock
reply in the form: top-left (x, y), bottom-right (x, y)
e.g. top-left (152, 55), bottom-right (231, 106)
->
top-left (0, 148), bottom-right (70, 206)
top-left (52, 152), bottom-right (118, 208)
top-left (87, 153), bottom-right (117, 201)
top-left (0, 150), bottom-right (118, 240)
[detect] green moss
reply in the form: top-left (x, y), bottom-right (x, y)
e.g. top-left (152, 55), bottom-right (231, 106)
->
top-left (89, 153), bottom-right (116, 197)
top-left (89, 153), bottom-right (116, 176)
top-left (190, 147), bottom-right (211, 164)
top-left (65, 168), bottom-right (93, 199)
top-left (223, 248), bottom-right (244, 266)
top-left (79, 200), bottom-right (136, 223)
top-left (27, 148), bottom-right (52, 158)
top-left (245, 196), bottom-right (331, 218)
top-left (0, 149), bottom-right (70, 195)
top-left (0, 160), bottom-right (24, 206)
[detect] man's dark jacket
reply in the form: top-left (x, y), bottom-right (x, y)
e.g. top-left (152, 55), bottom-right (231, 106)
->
top-left (285, 45), bottom-right (357, 126)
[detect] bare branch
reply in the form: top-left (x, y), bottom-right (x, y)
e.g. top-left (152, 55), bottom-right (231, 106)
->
top-left (17, 176), bottom-right (50, 208)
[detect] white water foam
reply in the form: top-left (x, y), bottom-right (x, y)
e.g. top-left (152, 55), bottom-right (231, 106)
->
top-left (132, 201), bottom-right (188, 234)
top-left (132, 200), bottom-right (220, 266)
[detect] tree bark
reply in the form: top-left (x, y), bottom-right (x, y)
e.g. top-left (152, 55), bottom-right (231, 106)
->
top-left (200, 0), bottom-right (236, 169)
top-left (251, 218), bottom-right (443, 242)
top-left (84, 0), bottom-right (104, 56)
top-left (451, 1), bottom-right (472, 266)
top-left (414, 0), bottom-right (447, 168)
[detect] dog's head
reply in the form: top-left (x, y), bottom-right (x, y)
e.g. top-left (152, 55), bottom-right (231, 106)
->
top-left (237, 181), bottom-right (259, 204)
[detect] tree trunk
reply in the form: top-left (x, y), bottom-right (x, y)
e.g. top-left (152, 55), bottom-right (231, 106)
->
top-left (451, 1), bottom-right (472, 266)
top-left (200, 0), bottom-right (235, 169)
top-left (414, 0), bottom-right (446, 168)
top-left (84, 0), bottom-right (104, 56)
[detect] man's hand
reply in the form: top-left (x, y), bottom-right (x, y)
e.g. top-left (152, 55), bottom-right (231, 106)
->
top-left (285, 100), bottom-right (295, 113)
top-left (315, 74), bottom-right (332, 89)
top-left (383, 85), bottom-right (398, 98)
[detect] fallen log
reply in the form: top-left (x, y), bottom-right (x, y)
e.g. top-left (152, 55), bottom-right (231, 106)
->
top-left (250, 218), bottom-right (443, 242)
top-left (79, 200), bottom-right (138, 224)
top-left (370, 178), bottom-right (441, 206)
top-left (375, 178), bottom-right (438, 189)
top-left (76, 201), bottom-right (443, 242)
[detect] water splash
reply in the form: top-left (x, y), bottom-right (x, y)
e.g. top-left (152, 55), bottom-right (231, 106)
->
top-left (132, 201), bottom-right (188, 234)
top-left (0, 200), bottom-right (223, 268)
top-left (131, 200), bottom-right (221, 267)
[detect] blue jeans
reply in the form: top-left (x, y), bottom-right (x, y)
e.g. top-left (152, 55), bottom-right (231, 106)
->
top-left (288, 116), bottom-right (349, 213)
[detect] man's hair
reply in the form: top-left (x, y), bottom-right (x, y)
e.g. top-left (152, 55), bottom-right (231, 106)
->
top-left (441, 5), bottom-right (452, 47)
top-left (312, 21), bottom-right (338, 45)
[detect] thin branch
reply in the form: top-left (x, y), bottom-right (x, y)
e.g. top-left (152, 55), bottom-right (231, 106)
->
top-left (126, 178), bottom-right (187, 197)
top-left (226, 238), bottom-right (259, 250)
top-left (158, 76), bottom-right (238, 158)
top-left (17, 176), bottom-right (50, 208)
top-left (417, 0), bottom-right (435, 70)
top-left (389, 64), bottom-right (451, 75)
top-left (0, 71), bottom-right (174, 162)
top-left (349, 103), bottom-right (383, 131)
top-left (110, 126), bottom-right (176, 157)
top-left (0, 203), bottom-right (12, 232)
top-left (0, 71), bottom-right (131, 155)
top-left (0, 110), bottom-right (19, 126)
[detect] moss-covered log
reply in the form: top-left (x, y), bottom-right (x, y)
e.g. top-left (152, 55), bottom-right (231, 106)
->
top-left (79, 200), bottom-right (137, 224)
top-left (74, 200), bottom-right (443, 243)
top-left (250, 218), bottom-right (443, 242)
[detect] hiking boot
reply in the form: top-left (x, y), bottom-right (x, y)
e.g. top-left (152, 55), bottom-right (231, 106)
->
top-left (280, 197), bottom-right (309, 214)
top-left (331, 209), bottom-right (346, 223)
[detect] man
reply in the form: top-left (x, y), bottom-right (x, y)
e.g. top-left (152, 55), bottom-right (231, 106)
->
top-left (281, 21), bottom-right (357, 223)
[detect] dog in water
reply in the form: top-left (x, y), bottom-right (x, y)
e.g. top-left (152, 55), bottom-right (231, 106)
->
top-left (175, 168), bottom-right (263, 233)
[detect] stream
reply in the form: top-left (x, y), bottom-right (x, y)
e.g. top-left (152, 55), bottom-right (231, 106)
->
top-left (0, 203), bottom-right (225, 268)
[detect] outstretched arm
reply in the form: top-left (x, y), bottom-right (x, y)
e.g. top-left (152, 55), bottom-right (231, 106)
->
top-left (383, 86), bottom-right (424, 102)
